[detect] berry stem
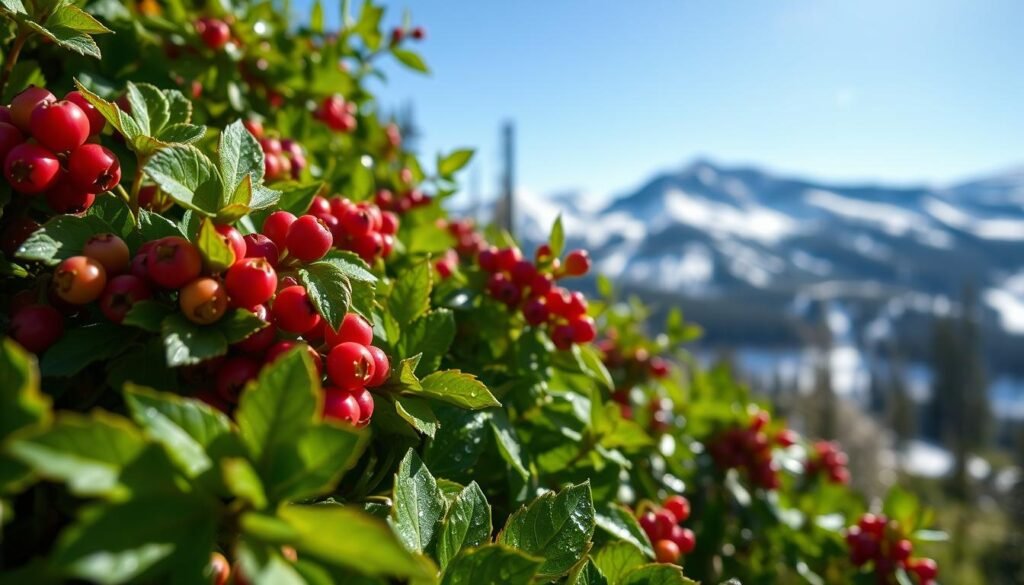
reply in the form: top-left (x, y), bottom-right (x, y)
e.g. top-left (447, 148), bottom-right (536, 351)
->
top-left (0, 28), bottom-right (30, 99)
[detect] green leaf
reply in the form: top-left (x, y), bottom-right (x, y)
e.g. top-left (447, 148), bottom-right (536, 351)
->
top-left (392, 47), bottom-right (430, 74)
top-left (440, 544), bottom-right (542, 585)
top-left (27, 4), bottom-right (111, 59)
top-left (236, 348), bottom-right (319, 462)
top-left (123, 384), bottom-right (231, 477)
top-left (437, 482), bottom-right (492, 569)
top-left (398, 309), bottom-right (455, 374)
top-left (16, 213), bottom-right (111, 265)
top-left (196, 217), bottom-right (235, 273)
top-left (550, 215), bottom-right (565, 257)
top-left (52, 493), bottom-right (216, 585)
top-left (595, 505), bottom-right (654, 558)
top-left (437, 148), bottom-right (474, 177)
top-left (394, 395), bottom-right (439, 438)
top-left (391, 449), bottom-right (445, 555)
top-left (161, 313), bottom-right (228, 367)
top-left (278, 504), bottom-right (433, 580)
top-left (593, 541), bottom-right (646, 584)
top-left (389, 259), bottom-right (431, 326)
top-left (144, 144), bottom-right (220, 216)
top-left (417, 370), bottom-right (500, 410)
top-left (218, 120), bottom-right (265, 207)
top-left (122, 300), bottom-right (173, 333)
top-left (8, 412), bottom-right (145, 497)
top-left (40, 322), bottom-right (134, 377)
top-left (263, 423), bottom-right (366, 503)
top-left (621, 564), bottom-right (698, 585)
top-left (497, 482), bottom-right (596, 579)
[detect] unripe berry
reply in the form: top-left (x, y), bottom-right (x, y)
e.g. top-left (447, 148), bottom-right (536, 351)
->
top-left (325, 313), bottom-right (373, 347)
top-left (146, 236), bottom-right (202, 289)
top-left (10, 86), bottom-right (55, 132)
top-left (225, 258), bottom-right (277, 308)
top-left (271, 285), bottom-right (321, 333)
top-left (180, 277), bottom-right (229, 324)
top-left (30, 100), bottom-right (90, 153)
top-left (53, 255), bottom-right (106, 304)
top-left (64, 91), bottom-right (106, 136)
top-left (68, 144), bottom-right (121, 193)
top-left (99, 274), bottom-right (152, 323)
top-left (366, 345), bottom-right (391, 387)
top-left (10, 304), bottom-right (64, 353)
top-left (286, 215), bottom-right (333, 262)
top-left (83, 233), bottom-right (130, 275)
top-left (326, 341), bottom-right (375, 391)
top-left (5, 143), bottom-right (60, 193)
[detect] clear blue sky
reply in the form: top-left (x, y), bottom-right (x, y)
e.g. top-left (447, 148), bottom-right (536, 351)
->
top-left (306, 0), bottom-right (1024, 201)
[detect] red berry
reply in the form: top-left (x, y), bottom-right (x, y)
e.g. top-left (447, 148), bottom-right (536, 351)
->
top-left (663, 495), bottom-right (691, 523)
top-left (146, 236), bottom-right (202, 289)
top-left (45, 178), bottom-right (96, 214)
top-left (262, 211), bottom-right (296, 248)
top-left (366, 345), bottom-right (390, 387)
top-left (352, 387), bottom-right (374, 426)
top-left (243, 233), bottom-right (280, 267)
top-left (199, 18), bottom-right (230, 50)
top-left (63, 91), bottom-right (106, 137)
top-left (326, 341), bottom-right (375, 391)
top-left (30, 100), bottom-right (89, 153)
top-left (53, 256), bottom-right (106, 304)
top-left (286, 215), bottom-right (332, 262)
top-left (216, 356), bottom-right (260, 403)
top-left (570, 316), bottom-right (597, 344)
top-left (68, 144), bottom-right (121, 193)
top-left (215, 224), bottom-right (246, 263)
top-left (563, 249), bottom-right (590, 277)
top-left (5, 143), bottom-right (60, 193)
top-left (0, 122), bottom-right (24, 162)
top-left (180, 277), bottom-right (229, 324)
top-left (99, 274), bottom-right (152, 323)
top-left (670, 526), bottom-right (696, 555)
top-left (83, 233), bottom-right (130, 275)
top-left (10, 86), bottom-right (55, 132)
top-left (272, 285), bottom-right (321, 333)
top-left (225, 258), bottom-right (277, 308)
top-left (654, 539), bottom-right (680, 564)
top-left (323, 388), bottom-right (360, 424)
top-left (325, 313), bottom-right (373, 347)
top-left (10, 304), bottom-right (63, 353)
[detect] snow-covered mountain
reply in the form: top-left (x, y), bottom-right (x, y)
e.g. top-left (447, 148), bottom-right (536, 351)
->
top-left (513, 160), bottom-right (1024, 372)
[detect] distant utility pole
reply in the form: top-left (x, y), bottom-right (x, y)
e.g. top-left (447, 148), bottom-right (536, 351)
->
top-left (495, 120), bottom-right (516, 237)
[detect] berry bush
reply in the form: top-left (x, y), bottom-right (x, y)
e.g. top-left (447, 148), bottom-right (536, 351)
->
top-left (0, 1), bottom-right (944, 584)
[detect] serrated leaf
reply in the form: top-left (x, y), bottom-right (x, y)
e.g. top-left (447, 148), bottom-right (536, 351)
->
top-left (394, 395), bottom-right (439, 437)
top-left (144, 144), bottom-right (220, 216)
top-left (392, 47), bottom-right (430, 73)
top-left (236, 348), bottom-right (318, 462)
top-left (40, 322), bottom-right (134, 377)
top-left (391, 449), bottom-right (445, 555)
top-left (8, 412), bottom-right (145, 497)
top-left (437, 482), bottom-right (492, 569)
top-left (279, 504), bottom-right (433, 579)
top-left (161, 313), bottom-right (228, 367)
top-left (497, 482), bottom-right (596, 579)
top-left (417, 370), bottom-right (500, 410)
top-left (438, 148), bottom-right (474, 177)
top-left (441, 544), bottom-right (541, 585)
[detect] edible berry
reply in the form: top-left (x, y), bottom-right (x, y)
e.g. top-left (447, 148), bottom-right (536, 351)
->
top-left (179, 277), bottom-right (229, 324)
top-left (53, 255), bottom-right (107, 304)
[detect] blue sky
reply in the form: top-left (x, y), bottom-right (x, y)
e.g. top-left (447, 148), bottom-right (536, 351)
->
top-left (307, 0), bottom-right (1024, 202)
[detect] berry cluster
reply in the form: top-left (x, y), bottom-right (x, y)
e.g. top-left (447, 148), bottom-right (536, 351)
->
top-left (300, 194), bottom-right (398, 263)
top-left (1, 86), bottom-right (118, 213)
top-left (390, 24), bottom-right (426, 45)
top-left (706, 410), bottom-right (785, 490)
top-left (316, 94), bottom-right (357, 133)
top-left (846, 514), bottom-right (938, 584)
top-left (638, 496), bottom-right (697, 564)
top-left (805, 440), bottom-right (851, 485)
top-left (477, 245), bottom-right (595, 350)
top-left (195, 17), bottom-right (232, 51)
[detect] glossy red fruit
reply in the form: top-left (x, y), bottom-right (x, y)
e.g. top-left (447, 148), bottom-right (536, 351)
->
top-left (99, 274), bottom-right (152, 323)
top-left (30, 100), bottom-right (89, 153)
top-left (180, 277), bottom-right (229, 324)
top-left (352, 387), bottom-right (374, 426)
top-left (216, 356), bottom-right (260, 403)
top-left (563, 249), bottom-right (591, 277)
top-left (64, 91), bottom-right (106, 136)
top-left (271, 285), bottom-right (321, 333)
top-left (323, 388), bottom-right (360, 424)
top-left (45, 178), bottom-right (96, 214)
top-left (262, 211), bottom-right (296, 248)
top-left (325, 313), bottom-right (373, 347)
top-left (654, 539), bottom-right (681, 564)
top-left (199, 18), bottom-right (230, 50)
top-left (0, 122), bottom-right (24, 162)
top-left (83, 233), bottom-right (130, 275)
top-left (207, 552), bottom-right (230, 585)
top-left (285, 215), bottom-right (332, 262)
top-left (53, 256), bottom-right (106, 304)
top-left (225, 258), bottom-right (277, 308)
top-left (215, 224), bottom-right (246, 263)
top-left (243, 233), bottom-right (280, 267)
top-left (5, 143), bottom-right (60, 193)
top-left (146, 236), bottom-right (202, 289)
top-left (10, 86), bottom-right (55, 132)
top-left (68, 144), bottom-right (121, 193)
top-left (10, 304), bottom-right (63, 353)
top-left (663, 495), bottom-right (691, 523)
top-left (326, 341), bottom-right (375, 391)
top-left (366, 346), bottom-right (390, 387)
top-left (671, 526), bottom-right (696, 555)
